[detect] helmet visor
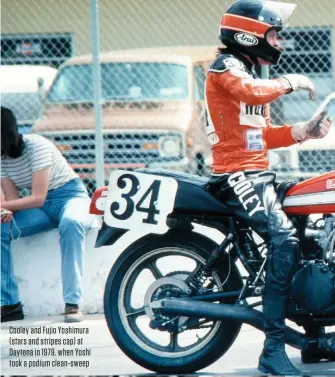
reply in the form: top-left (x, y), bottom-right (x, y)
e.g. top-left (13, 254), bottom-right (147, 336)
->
top-left (261, 1), bottom-right (297, 25)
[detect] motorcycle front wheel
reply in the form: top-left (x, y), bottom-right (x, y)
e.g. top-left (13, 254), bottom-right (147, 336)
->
top-left (104, 229), bottom-right (243, 373)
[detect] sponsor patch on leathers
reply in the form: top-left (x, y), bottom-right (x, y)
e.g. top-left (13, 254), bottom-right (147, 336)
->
top-left (246, 129), bottom-right (264, 151)
top-left (240, 102), bottom-right (267, 128)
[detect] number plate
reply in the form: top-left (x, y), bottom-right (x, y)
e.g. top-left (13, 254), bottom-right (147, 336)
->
top-left (104, 170), bottom-right (178, 234)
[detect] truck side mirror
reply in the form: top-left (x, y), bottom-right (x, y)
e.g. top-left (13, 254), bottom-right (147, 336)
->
top-left (37, 77), bottom-right (46, 103)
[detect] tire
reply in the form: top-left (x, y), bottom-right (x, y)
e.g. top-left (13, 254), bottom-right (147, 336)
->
top-left (104, 229), bottom-right (243, 373)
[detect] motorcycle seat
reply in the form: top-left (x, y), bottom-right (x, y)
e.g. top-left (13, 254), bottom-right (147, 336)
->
top-left (137, 168), bottom-right (209, 188)
top-left (275, 180), bottom-right (297, 204)
top-left (137, 169), bottom-right (296, 213)
top-left (137, 168), bottom-right (232, 215)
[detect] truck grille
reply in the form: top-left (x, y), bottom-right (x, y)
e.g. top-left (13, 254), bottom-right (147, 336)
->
top-left (46, 131), bottom-right (183, 165)
top-left (298, 150), bottom-right (335, 173)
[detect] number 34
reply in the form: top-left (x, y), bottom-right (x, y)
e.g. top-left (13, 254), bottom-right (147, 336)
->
top-left (110, 174), bottom-right (161, 225)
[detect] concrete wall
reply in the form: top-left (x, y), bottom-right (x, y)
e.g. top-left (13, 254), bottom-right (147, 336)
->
top-left (12, 226), bottom-right (111, 316)
top-left (11, 223), bottom-right (225, 317)
top-left (11, 225), bottom-right (141, 316)
top-left (2, 0), bottom-right (334, 56)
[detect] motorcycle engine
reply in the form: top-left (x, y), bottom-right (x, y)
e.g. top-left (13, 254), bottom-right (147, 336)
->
top-left (290, 215), bottom-right (335, 314)
top-left (301, 215), bottom-right (335, 262)
top-left (290, 262), bottom-right (335, 314)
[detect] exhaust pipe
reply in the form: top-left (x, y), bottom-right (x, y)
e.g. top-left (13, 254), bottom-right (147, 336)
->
top-left (161, 298), bottom-right (311, 350)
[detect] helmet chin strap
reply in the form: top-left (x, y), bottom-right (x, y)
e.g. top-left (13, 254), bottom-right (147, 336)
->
top-left (257, 57), bottom-right (272, 66)
top-left (241, 53), bottom-right (258, 66)
top-left (241, 53), bottom-right (272, 66)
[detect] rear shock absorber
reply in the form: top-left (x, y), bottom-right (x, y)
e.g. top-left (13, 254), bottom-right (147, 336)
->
top-left (240, 228), bottom-right (263, 265)
top-left (188, 233), bottom-right (234, 292)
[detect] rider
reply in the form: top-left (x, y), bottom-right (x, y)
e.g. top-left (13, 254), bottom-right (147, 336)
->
top-left (206, 1), bottom-right (332, 375)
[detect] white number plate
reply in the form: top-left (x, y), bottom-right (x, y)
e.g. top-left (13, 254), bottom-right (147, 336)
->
top-left (104, 170), bottom-right (178, 234)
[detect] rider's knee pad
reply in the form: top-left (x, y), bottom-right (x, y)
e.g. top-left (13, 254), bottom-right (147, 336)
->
top-left (269, 209), bottom-right (297, 248)
top-left (270, 236), bottom-right (299, 283)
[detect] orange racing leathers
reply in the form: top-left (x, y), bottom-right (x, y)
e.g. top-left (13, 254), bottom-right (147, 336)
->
top-left (205, 54), bottom-right (297, 173)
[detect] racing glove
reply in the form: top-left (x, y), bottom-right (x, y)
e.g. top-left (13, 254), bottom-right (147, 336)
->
top-left (291, 110), bottom-right (332, 142)
top-left (280, 74), bottom-right (316, 101)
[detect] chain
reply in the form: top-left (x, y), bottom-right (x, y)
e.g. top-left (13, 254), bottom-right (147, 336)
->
top-left (165, 270), bottom-right (191, 278)
top-left (178, 321), bottom-right (215, 333)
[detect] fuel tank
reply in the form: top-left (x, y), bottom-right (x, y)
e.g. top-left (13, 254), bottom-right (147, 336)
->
top-left (283, 171), bottom-right (335, 215)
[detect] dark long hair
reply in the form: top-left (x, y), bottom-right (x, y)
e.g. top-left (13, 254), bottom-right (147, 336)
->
top-left (216, 45), bottom-right (242, 57)
top-left (216, 46), bottom-right (228, 56)
top-left (1, 107), bottom-right (25, 158)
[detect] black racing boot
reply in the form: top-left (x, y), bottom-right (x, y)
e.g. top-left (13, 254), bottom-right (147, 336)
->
top-left (258, 239), bottom-right (303, 375)
top-left (302, 328), bottom-right (335, 364)
top-left (1, 302), bottom-right (24, 322)
top-left (258, 294), bottom-right (302, 375)
top-left (259, 338), bottom-right (302, 376)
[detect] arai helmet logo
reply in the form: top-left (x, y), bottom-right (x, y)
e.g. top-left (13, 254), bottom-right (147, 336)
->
top-left (234, 33), bottom-right (259, 46)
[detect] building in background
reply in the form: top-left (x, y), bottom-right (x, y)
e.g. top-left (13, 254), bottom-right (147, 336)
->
top-left (2, 0), bottom-right (334, 114)
top-left (1, 0), bottom-right (334, 189)
top-left (1, 1), bottom-right (334, 59)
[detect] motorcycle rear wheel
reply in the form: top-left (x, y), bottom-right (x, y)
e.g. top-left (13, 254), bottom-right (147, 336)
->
top-left (104, 229), bottom-right (243, 373)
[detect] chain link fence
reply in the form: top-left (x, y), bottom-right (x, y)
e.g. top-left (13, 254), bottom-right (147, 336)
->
top-left (1, 0), bottom-right (334, 196)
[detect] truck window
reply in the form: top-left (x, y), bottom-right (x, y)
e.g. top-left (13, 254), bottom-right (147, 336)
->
top-left (194, 65), bottom-right (206, 101)
top-left (326, 100), bottom-right (335, 120)
top-left (47, 62), bottom-right (188, 103)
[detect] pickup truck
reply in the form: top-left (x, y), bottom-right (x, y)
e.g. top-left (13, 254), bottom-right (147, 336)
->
top-left (269, 91), bottom-right (335, 181)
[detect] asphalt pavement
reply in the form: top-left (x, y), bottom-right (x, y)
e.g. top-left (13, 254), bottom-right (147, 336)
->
top-left (1, 314), bottom-right (334, 375)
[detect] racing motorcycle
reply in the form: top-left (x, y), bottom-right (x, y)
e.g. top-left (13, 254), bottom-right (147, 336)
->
top-left (89, 168), bottom-right (335, 373)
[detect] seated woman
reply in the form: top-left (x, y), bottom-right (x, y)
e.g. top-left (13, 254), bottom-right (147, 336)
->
top-left (1, 107), bottom-right (94, 323)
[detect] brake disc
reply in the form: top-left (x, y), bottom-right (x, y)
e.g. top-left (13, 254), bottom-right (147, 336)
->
top-left (144, 276), bottom-right (190, 326)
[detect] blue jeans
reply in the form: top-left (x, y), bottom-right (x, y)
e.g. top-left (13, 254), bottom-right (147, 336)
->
top-left (1, 178), bottom-right (95, 307)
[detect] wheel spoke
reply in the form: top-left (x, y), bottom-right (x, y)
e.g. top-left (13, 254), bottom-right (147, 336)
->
top-left (185, 262), bottom-right (202, 284)
top-left (168, 332), bottom-right (178, 352)
top-left (148, 262), bottom-right (163, 279)
top-left (119, 247), bottom-right (225, 356)
top-left (126, 307), bottom-right (146, 318)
